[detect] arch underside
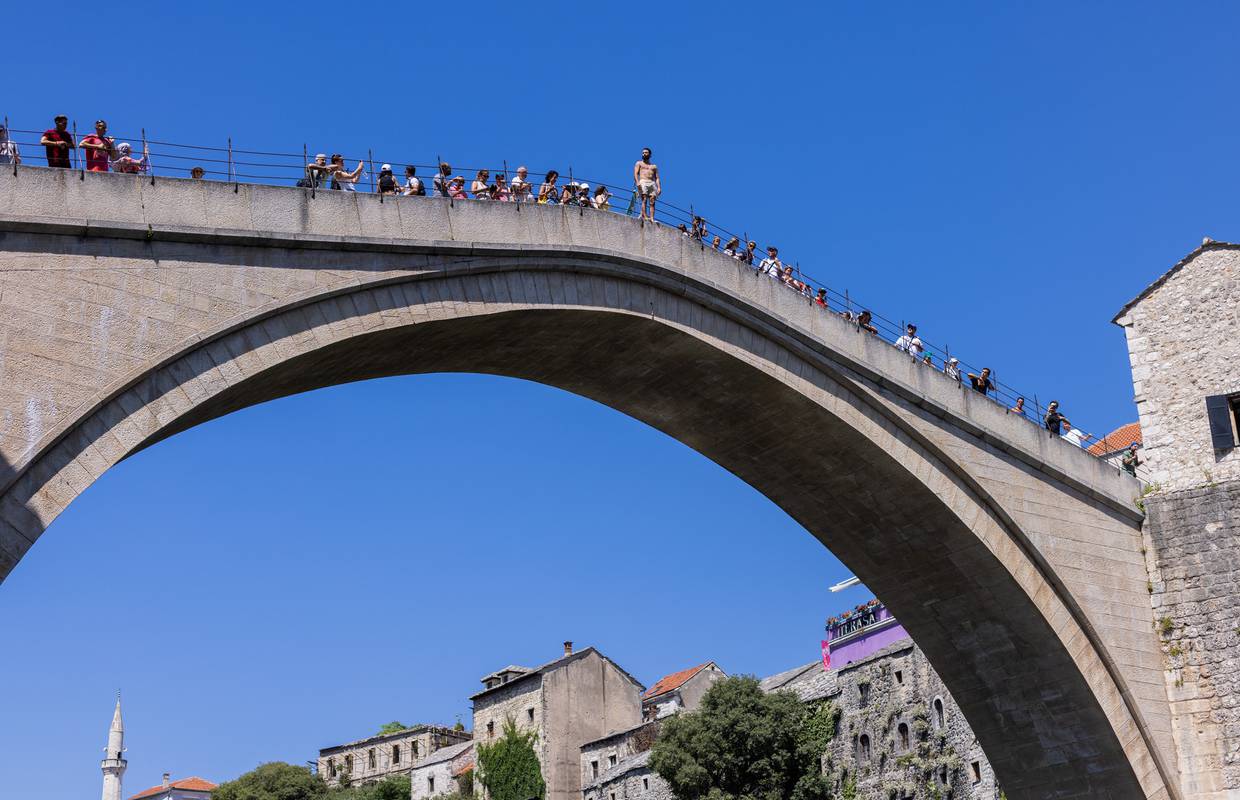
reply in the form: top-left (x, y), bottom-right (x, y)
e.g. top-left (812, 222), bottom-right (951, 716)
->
top-left (1, 266), bottom-right (1165, 799)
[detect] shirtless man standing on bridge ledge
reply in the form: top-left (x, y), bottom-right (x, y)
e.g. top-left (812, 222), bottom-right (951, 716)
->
top-left (633, 148), bottom-right (661, 222)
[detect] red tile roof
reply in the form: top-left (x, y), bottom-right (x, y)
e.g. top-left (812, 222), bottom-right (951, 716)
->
top-left (1087, 422), bottom-right (1141, 456)
top-left (128, 777), bottom-right (217, 800)
top-left (644, 663), bottom-right (713, 699)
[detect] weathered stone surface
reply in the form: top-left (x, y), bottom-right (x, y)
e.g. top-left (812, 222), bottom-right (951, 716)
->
top-left (1114, 245), bottom-right (1240, 492)
top-left (0, 167), bottom-right (1179, 799)
top-left (824, 640), bottom-right (1000, 800)
top-left (1146, 480), bottom-right (1240, 799)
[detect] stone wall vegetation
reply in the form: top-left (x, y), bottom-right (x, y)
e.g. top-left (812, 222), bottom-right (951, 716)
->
top-left (825, 643), bottom-right (999, 800)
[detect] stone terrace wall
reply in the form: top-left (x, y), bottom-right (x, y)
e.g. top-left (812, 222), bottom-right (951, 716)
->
top-left (1146, 479), bottom-right (1240, 799)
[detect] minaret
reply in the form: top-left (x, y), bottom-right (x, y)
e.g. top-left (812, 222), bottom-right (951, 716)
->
top-left (101, 693), bottom-right (127, 800)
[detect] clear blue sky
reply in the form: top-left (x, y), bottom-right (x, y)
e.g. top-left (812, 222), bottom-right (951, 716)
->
top-left (2, 2), bottom-right (1239, 798)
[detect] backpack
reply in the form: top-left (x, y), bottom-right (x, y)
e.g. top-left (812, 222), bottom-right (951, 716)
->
top-left (378, 172), bottom-right (397, 193)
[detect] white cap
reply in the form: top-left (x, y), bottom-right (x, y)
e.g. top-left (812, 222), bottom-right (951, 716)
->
top-left (579, 182), bottom-right (590, 190)
top-left (381, 163), bottom-right (392, 171)
top-left (949, 357), bottom-right (959, 364)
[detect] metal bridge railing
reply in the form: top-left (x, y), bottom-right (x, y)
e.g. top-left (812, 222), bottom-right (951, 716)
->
top-left (0, 118), bottom-right (1147, 485)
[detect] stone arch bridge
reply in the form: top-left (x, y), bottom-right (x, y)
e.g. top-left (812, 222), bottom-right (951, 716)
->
top-left (0, 168), bottom-right (1178, 799)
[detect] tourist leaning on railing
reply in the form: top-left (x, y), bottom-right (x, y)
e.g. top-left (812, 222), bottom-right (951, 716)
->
top-left (511, 166), bottom-right (532, 201)
top-left (403, 165), bottom-right (424, 196)
top-left (0, 124), bottom-right (21, 165)
top-left (967, 367), bottom-right (995, 396)
top-left (112, 142), bottom-right (149, 175)
top-left (79, 120), bottom-right (117, 172)
top-left (40, 115), bottom-right (74, 167)
top-left (1, 118), bottom-right (1127, 466)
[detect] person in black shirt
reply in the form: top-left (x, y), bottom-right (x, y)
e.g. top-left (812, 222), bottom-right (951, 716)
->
top-left (1044, 401), bottom-right (1068, 435)
top-left (967, 367), bottom-right (995, 395)
top-left (1121, 443), bottom-right (1140, 476)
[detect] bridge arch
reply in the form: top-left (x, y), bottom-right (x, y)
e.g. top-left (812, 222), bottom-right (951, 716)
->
top-left (0, 169), bottom-right (1177, 799)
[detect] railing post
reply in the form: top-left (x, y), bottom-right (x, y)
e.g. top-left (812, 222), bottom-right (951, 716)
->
top-left (368, 148), bottom-right (376, 196)
top-left (6, 115), bottom-right (14, 176)
top-left (72, 120), bottom-right (81, 175)
top-left (142, 127), bottom-right (153, 184)
top-left (303, 143), bottom-right (313, 199)
top-left (229, 137), bottom-right (237, 192)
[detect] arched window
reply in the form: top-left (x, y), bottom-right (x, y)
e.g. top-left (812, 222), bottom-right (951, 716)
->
top-left (392, 745), bottom-right (400, 764)
top-left (327, 759), bottom-right (336, 778)
top-left (858, 734), bottom-right (871, 763)
top-left (897, 723), bottom-right (910, 751)
top-left (368, 748), bottom-right (376, 769)
top-left (413, 741), bottom-right (420, 757)
top-left (345, 755), bottom-right (353, 774)
top-left (933, 698), bottom-right (945, 729)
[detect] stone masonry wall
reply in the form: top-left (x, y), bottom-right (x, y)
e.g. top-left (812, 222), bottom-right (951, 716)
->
top-left (826, 641), bottom-right (1000, 800)
top-left (1118, 245), bottom-right (1240, 492)
top-left (1146, 479), bottom-right (1240, 799)
top-left (317, 727), bottom-right (468, 787)
top-left (582, 764), bottom-right (673, 800)
top-left (471, 677), bottom-right (544, 755)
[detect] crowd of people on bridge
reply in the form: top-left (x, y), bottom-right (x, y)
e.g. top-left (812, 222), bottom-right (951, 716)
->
top-left (2, 114), bottom-right (1139, 473)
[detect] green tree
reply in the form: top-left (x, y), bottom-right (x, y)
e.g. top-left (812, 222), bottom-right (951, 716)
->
top-left (375, 721), bottom-right (408, 737)
top-left (476, 717), bottom-right (545, 800)
top-left (649, 676), bottom-right (835, 800)
top-left (329, 774), bottom-right (410, 800)
top-left (213, 763), bottom-right (327, 800)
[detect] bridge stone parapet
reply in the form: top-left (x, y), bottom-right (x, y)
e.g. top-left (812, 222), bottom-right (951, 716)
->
top-left (0, 167), bottom-right (1178, 799)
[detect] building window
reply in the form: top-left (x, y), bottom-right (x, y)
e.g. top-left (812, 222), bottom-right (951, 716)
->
top-left (428, 776), bottom-right (435, 793)
top-left (345, 755), bottom-right (353, 775)
top-left (487, 721), bottom-right (495, 738)
top-left (609, 754), bottom-right (617, 768)
top-left (368, 749), bottom-right (376, 769)
top-left (971, 761), bottom-right (982, 783)
top-left (1206, 394), bottom-right (1240, 450)
top-left (413, 741), bottom-right (419, 757)
top-left (527, 708), bottom-right (535, 723)
top-left (939, 766), bottom-right (948, 785)
top-left (392, 745), bottom-right (400, 764)
top-left (858, 734), bottom-right (871, 763)
top-left (933, 698), bottom-right (945, 729)
top-left (610, 793), bottom-right (615, 800)
top-left (894, 670), bottom-right (903, 685)
top-left (591, 760), bottom-right (599, 778)
top-left (897, 723), bottom-right (910, 751)
top-left (643, 778), bottom-right (649, 791)
top-left (327, 759), bottom-right (336, 778)
top-left (858, 682), bottom-right (870, 708)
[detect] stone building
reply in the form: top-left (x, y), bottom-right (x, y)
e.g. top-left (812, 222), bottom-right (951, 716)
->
top-left (764, 600), bottom-right (1000, 800)
top-left (580, 722), bottom-right (665, 800)
top-left (1114, 240), bottom-right (1240, 797)
top-left (1113, 240), bottom-right (1240, 490)
top-left (409, 740), bottom-right (474, 800)
top-left (641, 662), bottom-right (726, 720)
top-left (472, 642), bottom-right (644, 800)
top-left (317, 724), bottom-right (470, 787)
top-left (128, 775), bottom-right (216, 800)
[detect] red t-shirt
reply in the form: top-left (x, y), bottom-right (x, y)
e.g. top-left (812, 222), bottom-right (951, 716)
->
top-left (43, 128), bottom-right (74, 167)
top-left (80, 134), bottom-right (113, 172)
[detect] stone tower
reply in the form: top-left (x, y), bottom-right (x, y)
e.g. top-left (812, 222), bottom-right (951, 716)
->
top-left (100, 694), bottom-right (127, 800)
